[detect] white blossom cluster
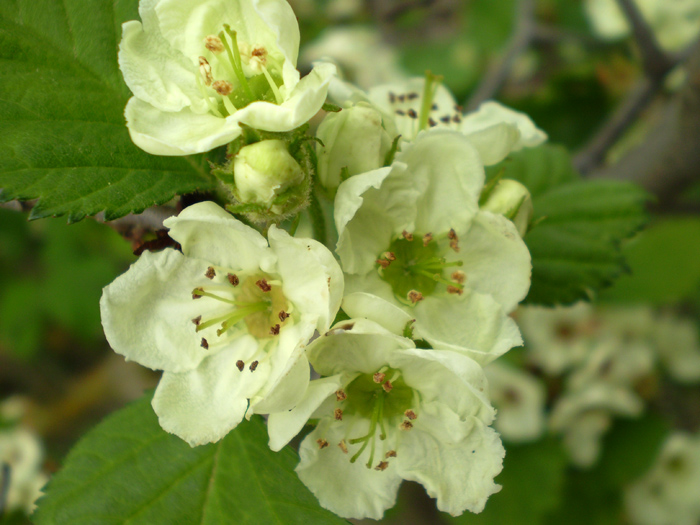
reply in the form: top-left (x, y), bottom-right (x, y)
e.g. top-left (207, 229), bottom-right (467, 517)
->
top-left (495, 303), bottom-right (700, 466)
top-left (100, 0), bottom-right (550, 519)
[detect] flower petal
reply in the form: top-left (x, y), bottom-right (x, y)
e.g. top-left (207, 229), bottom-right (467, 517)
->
top-left (462, 122), bottom-right (521, 166)
top-left (460, 101), bottom-right (547, 151)
top-left (341, 292), bottom-right (414, 336)
top-left (152, 335), bottom-right (264, 446)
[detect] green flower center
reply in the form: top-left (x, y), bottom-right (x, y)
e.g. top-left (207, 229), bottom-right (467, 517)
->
top-left (196, 25), bottom-right (284, 118)
top-left (191, 267), bottom-right (290, 345)
top-left (377, 230), bottom-right (465, 305)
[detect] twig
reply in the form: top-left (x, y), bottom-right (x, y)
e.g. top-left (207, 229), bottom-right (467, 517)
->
top-left (466, 0), bottom-right (536, 111)
top-left (616, 0), bottom-right (674, 77)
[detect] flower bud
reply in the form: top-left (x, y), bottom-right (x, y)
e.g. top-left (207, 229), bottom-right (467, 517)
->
top-left (481, 179), bottom-right (533, 237)
top-left (316, 102), bottom-right (395, 192)
top-left (233, 139), bottom-right (305, 209)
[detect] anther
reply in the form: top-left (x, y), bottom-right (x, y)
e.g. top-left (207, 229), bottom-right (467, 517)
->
top-left (407, 92), bottom-right (419, 100)
top-left (375, 461), bottom-right (389, 471)
top-left (317, 439), bottom-right (329, 449)
top-left (192, 315), bottom-right (202, 325)
top-left (198, 56), bottom-right (213, 86)
top-left (452, 114), bottom-right (462, 123)
top-left (440, 115), bottom-right (451, 124)
top-left (334, 408), bottom-right (343, 421)
top-left (385, 450), bottom-right (397, 458)
top-left (451, 270), bottom-right (466, 284)
top-left (388, 92), bottom-right (396, 103)
top-left (405, 409), bottom-right (417, 420)
top-left (422, 233), bottom-right (433, 246)
top-left (454, 104), bottom-right (463, 112)
top-left (249, 360), bottom-right (259, 371)
top-left (212, 80), bottom-right (234, 96)
top-left (408, 290), bottom-right (424, 304)
top-left (395, 109), bottom-right (405, 116)
top-left (383, 252), bottom-right (396, 261)
top-left (256, 279), bottom-right (271, 292)
top-left (382, 381), bottom-right (393, 393)
top-left (192, 287), bottom-right (204, 299)
top-left (407, 109), bottom-right (418, 119)
top-left (400, 420), bottom-right (414, 430)
top-left (227, 273), bottom-right (239, 286)
top-left (373, 372), bottom-right (386, 384)
top-left (204, 35), bottom-right (225, 54)
top-left (279, 311), bottom-right (290, 322)
top-left (402, 230), bottom-right (414, 241)
top-left (448, 228), bottom-right (458, 240)
top-left (201, 338), bottom-right (209, 349)
top-left (236, 360), bottom-right (245, 371)
top-left (429, 117), bottom-right (437, 127)
top-left (338, 440), bottom-right (348, 453)
top-left (270, 324), bottom-right (280, 335)
top-left (376, 258), bottom-right (391, 269)
top-left (450, 239), bottom-right (460, 252)
top-left (205, 266), bottom-right (216, 279)
top-left (431, 103), bottom-right (438, 110)
top-left (447, 285), bottom-right (463, 295)
top-left (398, 94), bottom-right (406, 102)
top-left (335, 390), bottom-right (347, 402)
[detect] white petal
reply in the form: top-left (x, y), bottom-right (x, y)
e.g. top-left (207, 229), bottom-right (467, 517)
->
top-left (396, 421), bottom-right (504, 516)
top-left (460, 101), bottom-right (547, 151)
top-left (296, 423), bottom-right (403, 520)
top-left (100, 249), bottom-right (221, 373)
top-left (267, 225), bottom-right (343, 332)
top-left (458, 211), bottom-right (532, 312)
top-left (267, 374), bottom-right (344, 451)
top-left (462, 122), bottom-right (521, 166)
top-left (414, 290), bottom-right (524, 365)
top-left (164, 201), bottom-right (271, 271)
top-left (251, 352), bottom-right (310, 415)
top-left (152, 336), bottom-right (265, 446)
top-left (341, 292), bottom-right (414, 336)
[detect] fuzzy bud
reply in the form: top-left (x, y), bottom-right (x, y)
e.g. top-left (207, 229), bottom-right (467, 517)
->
top-left (481, 179), bottom-right (533, 237)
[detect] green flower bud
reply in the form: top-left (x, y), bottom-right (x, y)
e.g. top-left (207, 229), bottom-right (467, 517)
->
top-left (316, 102), bottom-right (395, 193)
top-left (481, 179), bottom-right (533, 237)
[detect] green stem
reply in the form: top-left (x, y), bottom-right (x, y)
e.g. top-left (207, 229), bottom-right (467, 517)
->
top-left (307, 191), bottom-right (327, 245)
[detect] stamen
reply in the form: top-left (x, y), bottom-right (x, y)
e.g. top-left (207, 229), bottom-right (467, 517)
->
top-left (198, 57), bottom-right (213, 86)
top-left (220, 26), bottom-right (254, 103)
top-left (204, 35), bottom-right (225, 54)
top-left (376, 258), bottom-right (391, 269)
top-left (228, 273), bottom-right (240, 286)
top-left (382, 381), bottom-right (393, 393)
top-left (373, 372), bottom-right (386, 383)
top-left (418, 71), bottom-right (443, 131)
top-left (451, 270), bottom-right (466, 284)
top-left (201, 338), bottom-right (209, 349)
top-left (256, 279), bottom-right (272, 292)
top-left (408, 290), bottom-right (424, 304)
top-left (338, 440), bottom-right (348, 453)
top-left (193, 288), bottom-right (204, 299)
top-left (205, 266), bottom-right (216, 279)
top-left (270, 324), bottom-right (280, 335)
top-left (395, 109), bottom-right (405, 116)
top-left (261, 63), bottom-right (283, 104)
top-left (212, 80), bottom-right (234, 96)
top-left (386, 450), bottom-right (397, 458)
top-left (405, 409), bottom-right (417, 420)
top-left (317, 439), bottom-right (329, 449)
top-left (375, 461), bottom-right (389, 471)
top-left (192, 315), bottom-right (202, 325)
top-left (249, 360), bottom-right (259, 371)
top-left (335, 390), bottom-right (347, 402)
top-left (236, 360), bottom-right (245, 371)
top-left (407, 92), bottom-right (419, 100)
top-left (447, 285), bottom-right (463, 295)
top-left (215, 302), bottom-right (268, 335)
top-left (407, 109), bottom-right (418, 119)
top-left (402, 230), bottom-right (414, 241)
top-left (334, 408), bottom-right (343, 421)
top-left (422, 233), bottom-right (433, 246)
top-left (450, 239), bottom-right (460, 252)
top-left (400, 420), bottom-right (413, 430)
top-left (383, 252), bottom-right (396, 261)
top-left (279, 311), bottom-right (290, 322)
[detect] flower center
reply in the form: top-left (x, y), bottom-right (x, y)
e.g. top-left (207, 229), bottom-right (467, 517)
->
top-left (321, 368), bottom-right (417, 471)
top-left (191, 267), bottom-right (290, 344)
top-left (376, 230), bottom-right (464, 305)
top-left (196, 26), bottom-right (284, 118)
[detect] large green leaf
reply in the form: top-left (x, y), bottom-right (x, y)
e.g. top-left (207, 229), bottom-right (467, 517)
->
top-left (0, 0), bottom-right (215, 222)
top-left (33, 394), bottom-right (347, 525)
top-left (487, 145), bottom-right (649, 305)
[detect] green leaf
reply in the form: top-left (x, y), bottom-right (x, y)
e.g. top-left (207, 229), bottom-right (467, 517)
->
top-left (599, 218), bottom-right (700, 304)
top-left (444, 438), bottom-right (568, 525)
top-left (487, 145), bottom-right (649, 305)
top-left (0, 0), bottom-right (215, 222)
top-left (34, 393), bottom-right (348, 525)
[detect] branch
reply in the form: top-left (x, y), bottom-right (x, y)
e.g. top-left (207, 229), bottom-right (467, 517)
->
top-left (466, 0), bottom-right (536, 111)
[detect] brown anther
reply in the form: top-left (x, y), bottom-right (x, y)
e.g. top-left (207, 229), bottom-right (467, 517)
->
top-left (385, 450), bottom-right (397, 458)
top-left (192, 315), bottom-right (202, 326)
top-left (431, 103), bottom-right (438, 110)
top-left (198, 56), bottom-right (213, 85)
top-left (317, 439), bottom-right (329, 449)
top-left (375, 461), bottom-right (389, 471)
top-left (402, 230), bottom-right (414, 241)
top-left (227, 273), bottom-right (239, 286)
top-left (334, 408), bottom-right (343, 421)
top-left (395, 109), bottom-right (405, 116)
top-left (192, 287), bottom-right (204, 299)
top-left (382, 381), bottom-right (393, 393)
top-left (407, 92), bottom-right (419, 100)
top-left (335, 389), bottom-right (347, 402)
top-left (454, 104), bottom-right (463, 112)
top-left (383, 252), bottom-right (396, 261)
top-left (429, 117), bottom-right (437, 127)
top-left (400, 420), bottom-right (414, 430)
top-left (450, 239), bottom-right (460, 252)
top-left (249, 360), bottom-right (259, 371)
top-left (205, 266), bottom-right (216, 279)
top-left (338, 440), bottom-right (348, 453)
top-left (270, 324), bottom-right (280, 336)
top-left (408, 290), bottom-right (424, 304)
top-left (407, 109), bottom-right (418, 119)
top-left (256, 279), bottom-right (272, 292)
top-left (204, 35), bottom-right (225, 54)
top-left (236, 360), bottom-right (245, 371)
top-left (252, 47), bottom-right (266, 58)
top-left (388, 92), bottom-right (396, 103)
top-left (448, 228), bottom-right (458, 240)
top-left (201, 338), bottom-right (209, 349)
top-left (451, 270), bottom-right (466, 284)
top-left (422, 233), bottom-right (433, 246)
top-left (452, 114), bottom-right (462, 123)
top-left (440, 115), bottom-right (451, 124)
top-left (405, 409), bottom-right (417, 420)
top-left (373, 372), bottom-right (386, 383)
top-left (398, 94), bottom-right (406, 102)
top-left (212, 80), bottom-right (234, 96)
top-left (278, 311), bottom-right (290, 322)
top-left (376, 258), bottom-right (391, 269)
top-left (447, 285), bottom-right (463, 295)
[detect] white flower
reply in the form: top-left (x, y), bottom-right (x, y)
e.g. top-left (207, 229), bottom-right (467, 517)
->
top-left (118, 0), bottom-right (335, 155)
top-left (624, 432), bottom-right (700, 525)
top-left (328, 75), bottom-right (547, 165)
top-left (334, 129), bottom-right (531, 364)
top-left (480, 179), bottom-right (534, 237)
top-left (268, 311), bottom-right (503, 520)
top-left (484, 361), bottom-right (546, 442)
top-left (585, 0), bottom-right (700, 51)
top-left (100, 201), bottom-right (343, 446)
top-left (651, 312), bottom-right (700, 383)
